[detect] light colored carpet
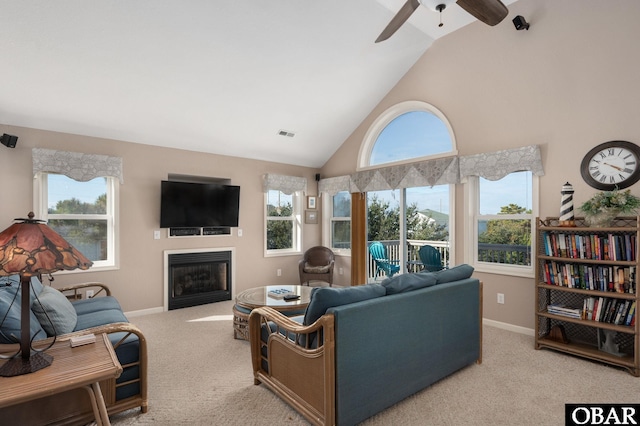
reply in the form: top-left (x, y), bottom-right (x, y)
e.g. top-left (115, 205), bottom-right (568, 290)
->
top-left (110, 300), bottom-right (639, 426)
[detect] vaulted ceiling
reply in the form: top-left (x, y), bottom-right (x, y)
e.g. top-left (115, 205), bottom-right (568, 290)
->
top-left (0, 0), bottom-right (517, 168)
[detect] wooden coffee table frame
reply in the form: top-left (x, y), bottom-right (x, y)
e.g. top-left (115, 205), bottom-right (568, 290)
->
top-left (233, 285), bottom-right (313, 340)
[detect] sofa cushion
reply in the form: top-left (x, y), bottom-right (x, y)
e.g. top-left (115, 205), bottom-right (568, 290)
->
top-left (75, 308), bottom-right (128, 331)
top-left (382, 272), bottom-right (438, 295)
top-left (32, 286), bottom-right (78, 336)
top-left (72, 296), bottom-right (122, 316)
top-left (0, 280), bottom-right (47, 344)
top-left (432, 264), bottom-right (474, 283)
top-left (303, 284), bottom-right (386, 326)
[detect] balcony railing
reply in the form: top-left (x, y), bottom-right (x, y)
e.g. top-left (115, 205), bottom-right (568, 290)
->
top-left (367, 240), bottom-right (530, 281)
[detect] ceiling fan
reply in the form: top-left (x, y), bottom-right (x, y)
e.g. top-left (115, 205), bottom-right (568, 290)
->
top-left (375, 0), bottom-right (508, 43)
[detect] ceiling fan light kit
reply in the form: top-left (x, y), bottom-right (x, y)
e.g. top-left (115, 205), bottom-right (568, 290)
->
top-left (375, 0), bottom-right (509, 43)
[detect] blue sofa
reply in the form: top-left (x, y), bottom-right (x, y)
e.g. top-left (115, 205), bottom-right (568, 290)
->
top-left (0, 276), bottom-right (147, 425)
top-left (249, 265), bottom-right (482, 426)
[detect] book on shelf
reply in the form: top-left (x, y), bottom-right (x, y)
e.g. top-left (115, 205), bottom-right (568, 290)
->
top-left (267, 288), bottom-right (295, 299)
top-left (579, 296), bottom-right (637, 325)
top-left (548, 304), bottom-right (582, 319)
top-left (541, 260), bottom-right (636, 293)
top-left (541, 231), bottom-right (637, 262)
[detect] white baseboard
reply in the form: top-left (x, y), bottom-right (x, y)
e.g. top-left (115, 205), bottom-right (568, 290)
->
top-left (125, 306), bottom-right (164, 317)
top-left (483, 318), bottom-right (534, 336)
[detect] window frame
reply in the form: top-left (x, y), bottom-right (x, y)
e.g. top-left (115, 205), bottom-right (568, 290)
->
top-left (465, 173), bottom-right (539, 278)
top-left (264, 190), bottom-right (303, 257)
top-left (33, 172), bottom-right (119, 272)
top-left (358, 100), bottom-right (458, 171)
top-left (322, 191), bottom-right (351, 256)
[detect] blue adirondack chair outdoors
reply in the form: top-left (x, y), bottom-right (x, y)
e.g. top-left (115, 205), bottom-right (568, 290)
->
top-left (369, 242), bottom-right (400, 279)
top-left (418, 245), bottom-right (447, 272)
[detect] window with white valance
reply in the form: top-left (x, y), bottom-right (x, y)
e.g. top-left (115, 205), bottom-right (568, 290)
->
top-left (32, 148), bottom-right (121, 270)
top-left (263, 174), bottom-right (305, 256)
top-left (262, 173), bottom-right (307, 194)
top-left (459, 145), bottom-right (544, 181)
top-left (32, 148), bottom-right (124, 183)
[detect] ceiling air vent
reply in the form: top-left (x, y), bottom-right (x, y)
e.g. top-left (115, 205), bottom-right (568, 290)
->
top-left (278, 129), bottom-right (296, 138)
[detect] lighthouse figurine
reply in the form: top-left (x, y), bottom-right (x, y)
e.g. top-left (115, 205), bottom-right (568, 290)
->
top-left (559, 182), bottom-right (576, 227)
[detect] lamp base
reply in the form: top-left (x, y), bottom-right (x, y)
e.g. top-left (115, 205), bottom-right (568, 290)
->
top-left (0, 352), bottom-right (53, 377)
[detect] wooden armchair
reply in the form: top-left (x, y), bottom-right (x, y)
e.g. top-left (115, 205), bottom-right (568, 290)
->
top-left (249, 307), bottom-right (335, 426)
top-left (299, 246), bottom-right (335, 286)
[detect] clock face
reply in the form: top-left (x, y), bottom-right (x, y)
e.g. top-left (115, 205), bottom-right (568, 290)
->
top-left (580, 141), bottom-right (640, 190)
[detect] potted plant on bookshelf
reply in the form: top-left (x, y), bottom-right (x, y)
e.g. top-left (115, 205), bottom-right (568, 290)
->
top-left (580, 188), bottom-right (640, 227)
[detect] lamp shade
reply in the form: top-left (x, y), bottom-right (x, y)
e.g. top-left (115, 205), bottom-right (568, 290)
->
top-left (0, 212), bottom-right (92, 376)
top-left (0, 212), bottom-right (93, 276)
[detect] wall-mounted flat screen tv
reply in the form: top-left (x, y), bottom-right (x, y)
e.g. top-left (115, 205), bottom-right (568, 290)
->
top-left (160, 180), bottom-right (240, 228)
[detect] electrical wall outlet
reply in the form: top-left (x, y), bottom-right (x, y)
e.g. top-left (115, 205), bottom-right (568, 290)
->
top-left (276, 269), bottom-right (282, 277)
top-left (497, 293), bottom-right (505, 304)
top-left (86, 289), bottom-right (95, 299)
top-left (339, 267), bottom-right (344, 275)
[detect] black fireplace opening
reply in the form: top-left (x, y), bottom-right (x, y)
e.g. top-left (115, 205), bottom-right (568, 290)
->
top-left (168, 251), bottom-right (232, 310)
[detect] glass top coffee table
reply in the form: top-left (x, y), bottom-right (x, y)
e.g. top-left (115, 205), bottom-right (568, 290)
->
top-left (233, 285), bottom-right (313, 340)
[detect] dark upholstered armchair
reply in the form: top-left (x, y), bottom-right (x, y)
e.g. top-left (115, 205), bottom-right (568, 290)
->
top-left (299, 246), bottom-right (335, 286)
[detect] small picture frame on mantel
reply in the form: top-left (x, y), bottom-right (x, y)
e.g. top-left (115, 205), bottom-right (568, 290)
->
top-left (305, 210), bottom-right (318, 224)
top-left (307, 196), bottom-right (317, 210)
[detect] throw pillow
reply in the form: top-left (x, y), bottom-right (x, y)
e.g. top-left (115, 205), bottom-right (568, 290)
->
top-left (382, 272), bottom-right (437, 295)
top-left (304, 263), bottom-right (330, 274)
top-left (303, 284), bottom-right (386, 325)
top-left (32, 286), bottom-right (78, 336)
top-left (0, 283), bottom-right (47, 344)
top-left (432, 264), bottom-right (474, 283)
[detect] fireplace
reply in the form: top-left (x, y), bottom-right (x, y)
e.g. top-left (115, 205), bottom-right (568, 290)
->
top-left (165, 249), bottom-right (233, 310)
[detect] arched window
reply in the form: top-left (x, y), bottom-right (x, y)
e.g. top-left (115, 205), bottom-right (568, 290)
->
top-left (359, 101), bottom-right (456, 169)
top-left (357, 101), bottom-right (457, 279)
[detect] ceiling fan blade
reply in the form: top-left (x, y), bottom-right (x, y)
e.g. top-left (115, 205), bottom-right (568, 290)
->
top-left (375, 0), bottom-right (421, 43)
top-left (456, 0), bottom-right (508, 26)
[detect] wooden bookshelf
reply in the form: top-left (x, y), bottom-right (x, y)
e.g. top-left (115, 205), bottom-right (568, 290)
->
top-left (535, 216), bottom-right (639, 376)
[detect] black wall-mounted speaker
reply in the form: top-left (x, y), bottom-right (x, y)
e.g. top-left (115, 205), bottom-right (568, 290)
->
top-left (512, 15), bottom-right (530, 30)
top-left (0, 133), bottom-right (18, 148)
top-left (315, 173), bottom-right (321, 182)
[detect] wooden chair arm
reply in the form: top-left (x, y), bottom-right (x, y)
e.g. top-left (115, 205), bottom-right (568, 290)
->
top-left (56, 282), bottom-right (112, 298)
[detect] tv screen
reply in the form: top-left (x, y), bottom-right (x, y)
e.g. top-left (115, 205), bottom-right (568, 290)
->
top-left (160, 181), bottom-right (240, 228)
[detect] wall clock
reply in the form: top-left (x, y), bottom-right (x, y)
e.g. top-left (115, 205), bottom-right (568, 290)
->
top-left (580, 140), bottom-right (640, 190)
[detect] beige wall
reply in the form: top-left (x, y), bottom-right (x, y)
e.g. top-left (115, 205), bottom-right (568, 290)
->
top-left (321, 0), bottom-right (640, 330)
top-left (0, 125), bottom-right (322, 312)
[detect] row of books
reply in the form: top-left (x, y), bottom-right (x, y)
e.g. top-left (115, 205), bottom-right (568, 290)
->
top-left (582, 297), bottom-right (636, 326)
top-left (542, 260), bottom-right (636, 293)
top-left (547, 299), bottom-right (636, 326)
top-left (542, 231), bottom-right (636, 261)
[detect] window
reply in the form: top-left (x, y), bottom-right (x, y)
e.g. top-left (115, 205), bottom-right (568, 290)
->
top-left (328, 191), bottom-right (351, 251)
top-left (468, 171), bottom-right (538, 277)
top-left (265, 189), bottom-right (301, 254)
top-left (36, 173), bottom-right (118, 270)
top-left (357, 101), bottom-right (456, 278)
top-left (360, 100), bottom-right (456, 169)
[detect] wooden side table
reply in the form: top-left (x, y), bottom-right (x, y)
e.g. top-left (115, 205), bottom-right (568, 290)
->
top-left (0, 333), bottom-right (122, 426)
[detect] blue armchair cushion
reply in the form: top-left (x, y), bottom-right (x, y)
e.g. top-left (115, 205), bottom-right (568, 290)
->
top-left (432, 264), bottom-right (474, 283)
top-left (382, 272), bottom-right (438, 295)
top-left (32, 286), bottom-right (78, 336)
top-left (0, 280), bottom-right (47, 344)
top-left (303, 284), bottom-right (386, 326)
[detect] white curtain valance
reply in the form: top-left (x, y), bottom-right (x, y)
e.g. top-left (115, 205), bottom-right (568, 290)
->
top-left (459, 145), bottom-right (544, 181)
top-left (318, 175), bottom-right (351, 196)
top-left (32, 148), bottom-right (124, 183)
top-left (263, 173), bottom-right (307, 195)
top-left (320, 145), bottom-right (544, 193)
top-left (349, 156), bottom-right (459, 193)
